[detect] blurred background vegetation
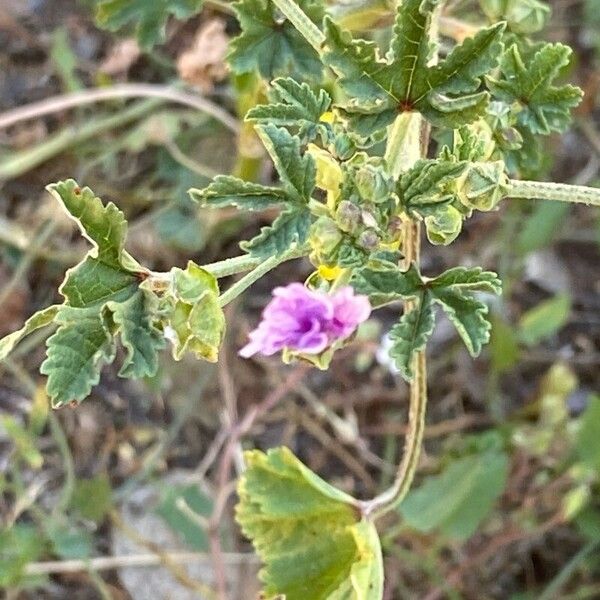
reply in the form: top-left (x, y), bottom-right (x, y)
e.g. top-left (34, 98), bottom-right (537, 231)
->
top-left (0, 0), bottom-right (599, 598)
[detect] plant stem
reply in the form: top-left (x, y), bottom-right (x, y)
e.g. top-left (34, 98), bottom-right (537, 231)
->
top-left (204, 254), bottom-right (261, 278)
top-left (0, 83), bottom-right (238, 133)
top-left (361, 112), bottom-right (428, 519)
top-left (0, 99), bottom-right (161, 180)
top-left (217, 247), bottom-right (305, 306)
top-left (271, 0), bottom-right (325, 52)
top-left (508, 179), bottom-right (600, 207)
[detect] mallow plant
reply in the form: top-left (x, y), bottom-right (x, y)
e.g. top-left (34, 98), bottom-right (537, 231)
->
top-left (2, 0), bottom-right (600, 597)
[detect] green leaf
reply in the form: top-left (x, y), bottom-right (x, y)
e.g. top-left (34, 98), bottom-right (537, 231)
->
top-left (0, 524), bottom-right (45, 588)
top-left (388, 293), bottom-right (436, 380)
top-left (247, 78), bottom-right (331, 140)
top-left (156, 484), bottom-right (212, 551)
top-left (518, 294), bottom-right (571, 346)
top-left (516, 201), bottom-right (570, 255)
top-left (399, 159), bottom-right (467, 210)
top-left (488, 43), bottom-right (583, 135)
top-left (37, 180), bottom-right (166, 405)
top-left (241, 208), bottom-right (312, 258)
top-left (431, 288), bottom-right (492, 356)
top-left (1, 415), bottom-right (44, 469)
top-left (489, 314), bottom-right (520, 372)
top-left (256, 124), bottom-right (316, 202)
top-left (388, 0), bottom-right (439, 101)
top-left (236, 447), bottom-right (383, 600)
top-left (71, 474), bottom-right (113, 523)
top-left (322, 2), bottom-right (504, 134)
top-left (109, 291), bottom-right (165, 378)
top-left (577, 395), bottom-right (600, 472)
top-left (400, 448), bottom-right (509, 539)
top-left (428, 23), bottom-right (506, 95)
top-left (166, 262), bottom-right (226, 362)
top-left (46, 521), bottom-right (93, 560)
top-left (41, 310), bottom-right (116, 407)
top-left (429, 266), bottom-right (502, 295)
top-left (50, 180), bottom-right (128, 269)
top-left (0, 306), bottom-right (59, 361)
top-left (352, 263), bottom-right (422, 305)
top-left (228, 0), bottom-right (324, 80)
top-left (190, 175), bottom-right (290, 211)
top-left (96, 0), bottom-right (204, 49)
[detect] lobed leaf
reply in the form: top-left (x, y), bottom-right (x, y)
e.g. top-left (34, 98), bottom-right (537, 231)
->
top-left (388, 292), bottom-right (436, 380)
top-left (236, 447), bottom-right (383, 600)
top-left (109, 291), bottom-right (165, 378)
top-left (96, 0), bottom-right (203, 49)
top-left (0, 306), bottom-right (59, 361)
top-left (488, 43), bottom-right (583, 134)
top-left (247, 78), bottom-right (331, 136)
top-left (256, 124), bottom-right (316, 202)
top-left (190, 175), bottom-right (290, 211)
top-left (240, 208), bottom-right (312, 258)
top-left (430, 288), bottom-right (492, 356)
top-left (228, 0), bottom-right (324, 80)
top-left (41, 310), bottom-right (116, 408)
top-left (322, 2), bottom-right (505, 134)
top-left (429, 266), bottom-right (502, 295)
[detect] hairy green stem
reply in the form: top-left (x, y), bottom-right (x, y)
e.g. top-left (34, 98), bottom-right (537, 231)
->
top-left (508, 179), bottom-right (600, 207)
top-left (204, 254), bottom-right (262, 278)
top-left (217, 247), bottom-right (305, 306)
top-left (271, 0), bottom-right (325, 52)
top-left (362, 112), bottom-right (428, 520)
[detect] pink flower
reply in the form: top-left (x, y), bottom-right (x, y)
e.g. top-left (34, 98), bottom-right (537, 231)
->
top-left (239, 284), bottom-right (371, 358)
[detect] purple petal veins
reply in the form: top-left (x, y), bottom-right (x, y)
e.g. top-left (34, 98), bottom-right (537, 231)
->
top-left (239, 284), bottom-right (371, 358)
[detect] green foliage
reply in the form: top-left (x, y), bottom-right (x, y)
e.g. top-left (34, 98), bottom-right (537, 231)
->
top-left (95, 0), bottom-right (204, 49)
top-left (241, 208), bottom-right (312, 258)
top-left (479, 0), bottom-right (550, 34)
top-left (236, 447), bottom-right (383, 599)
top-left (191, 124), bottom-right (314, 258)
top-left (400, 445), bottom-right (509, 539)
top-left (1, 416), bottom-right (44, 469)
top-left (322, 0), bottom-right (505, 134)
top-left (576, 395), bottom-right (600, 472)
top-left (0, 306), bottom-right (59, 362)
top-left (388, 293), bottom-right (435, 379)
top-left (0, 524), bottom-right (45, 588)
top-left (71, 475), bottom-right (113, 523)
top-left (164, 262), bottom-right (226, 362)
top-left (156, 484), bottom-right (212, 550)
top-left (191, 176), bottom-right (290, 211)
top-left (228, 0), bottom-right (324, 80)
top-left (354, 264), bottom-right (501, 379)
top-left (488, 43), bottom-right (583, 135)
top-left (45, 521), bottom-right (93, 560)
top-left (36, 181), bottom-right (165, 406)
top-left (247, 78), bottom-right (331, 141)
top-left (518, 294), bottom-right (571, 346)
top-left (0, 181), bottom-right (228, 405)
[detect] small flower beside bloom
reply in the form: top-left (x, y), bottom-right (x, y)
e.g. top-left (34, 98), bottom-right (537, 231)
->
top-left (239, 283), bottom-right (371, 359)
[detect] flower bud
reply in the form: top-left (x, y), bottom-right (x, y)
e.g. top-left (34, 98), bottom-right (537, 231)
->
top-left (335, 200), bottom-right (361, 233)
top-left (309, 216), bottom-right (342, 257)
top-left (333, 134), bottom-right (356, 161)
top-left (306, 144), bottom-right (343, 208)
top-left (480, 0), bottom-right (550, 33)
top-left (355, 164), bottom-right (392, 203)
top-left (358, 229), bottom-right (379, 251)
top-left (455, 161), bottom-right (508, 212)
top-left (424, 205), bottom-right (463, 245)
